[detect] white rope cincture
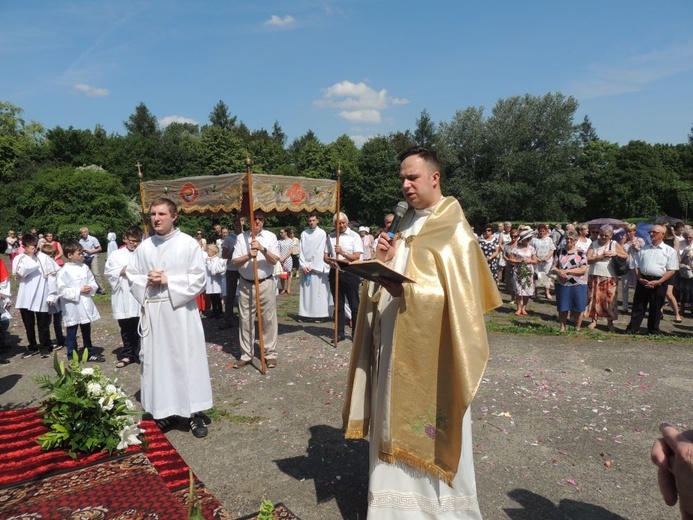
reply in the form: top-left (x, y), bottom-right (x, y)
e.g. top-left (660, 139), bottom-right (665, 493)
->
top-left (137, 296), bottom-right (169, 338)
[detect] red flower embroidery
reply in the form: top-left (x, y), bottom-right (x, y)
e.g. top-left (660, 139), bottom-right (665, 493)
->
top-left (179, 182), bottom-right (199, 205)
top-left (286, 183), bottom-right (306, 205)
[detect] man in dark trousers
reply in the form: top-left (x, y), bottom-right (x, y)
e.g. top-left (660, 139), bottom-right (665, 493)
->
top-left (324, 212), bottom-right (363, 343)
top-left (625, 224), bottom-right (678, 335)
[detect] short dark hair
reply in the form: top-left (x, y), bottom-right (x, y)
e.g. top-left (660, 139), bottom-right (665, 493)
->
top-left (22, 234), bottom-right (37, 247)
top-left (125, 225), bottom-right (143, 241)
top-left (398, 147), bottom-right (440, 173)
top-left (150, 197), bottom-right (178, 215)
top-left (63, 241), bottom-right (83, 256)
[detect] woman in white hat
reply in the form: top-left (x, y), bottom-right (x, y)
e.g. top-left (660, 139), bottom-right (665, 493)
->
top-left (358, 226), bottom-right (374, 260)
top-left (510, 229), bottom-right (538, 315)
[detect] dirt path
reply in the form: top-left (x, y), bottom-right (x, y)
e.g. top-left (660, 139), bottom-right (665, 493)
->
top-left (1, 287), bottom-right (689, 519)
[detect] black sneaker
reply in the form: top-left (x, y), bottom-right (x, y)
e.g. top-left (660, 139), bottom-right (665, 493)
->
top-left (196, 411), bottom-right (212, 426)
top-left (155, 416), bottom-right (180, 432)
top-left (190, 415), bottom-right (208, 438)
top-left (21, 348), bottom-right (40, 359)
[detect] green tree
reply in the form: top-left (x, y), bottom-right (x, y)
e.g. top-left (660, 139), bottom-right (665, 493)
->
top-left (124, 103), bottom-right (159, 139)
top-left (200, 126), bottom-right (246, 174)
top-left (437, 106), bottom-right (489, 223)
top-left (247, 129), bottom-right (288, 174)
top-left (209, 100), bottom-right (237, 130)
top-left (324, 135), bottom-right (361, 220)
top-left (484, 93), bottom-right (584, 222)
top-left (413, 109), bottom-right (437, 149)
top-left (576, 139), bottom-right (620, 219)
top-left (272, 120), bottom-right (287, 146)
top-left (0, 101), bottom-right (44, 183)
top-left (578, 115), bottom-right (599, 145)
top-left (287, 130), bottom-right (329, 178)
top-left (45, 126), bottom-right (98, 166)
top-left (14, 165), bottom-right (135, 237)
top-left (356, 136), bottom-right (401, 226)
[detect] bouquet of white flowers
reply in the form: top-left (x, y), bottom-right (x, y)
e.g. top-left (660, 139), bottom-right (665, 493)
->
top-left (34, 351), bottom-right (146, 458)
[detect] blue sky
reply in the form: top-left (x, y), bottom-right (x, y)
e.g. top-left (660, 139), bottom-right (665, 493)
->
top-left (2, 1), bottom-right (692, 147)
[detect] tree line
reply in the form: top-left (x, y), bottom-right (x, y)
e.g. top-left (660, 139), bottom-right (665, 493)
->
top-left (1, 94), bottom-right (692, 241)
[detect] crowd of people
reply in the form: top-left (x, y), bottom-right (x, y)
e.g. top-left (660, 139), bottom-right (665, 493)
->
top-left (475, 219), bottom-right (693, 335)
top-left (3, 146), bottom-right (693, 517)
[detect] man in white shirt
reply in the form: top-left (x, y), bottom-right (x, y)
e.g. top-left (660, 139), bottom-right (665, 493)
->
top-left (79, 227), bottom-right (106, 295)
top-left (105, 225), bottom-right (143, 368)
top-left (625, 224), bottom-right (679, 335)
top-left (324, 212), bottom-right (363, 343)
top-left (298, 213), bottom-right (331, 320)
top-left (232, 211), bottom-right (280, 368)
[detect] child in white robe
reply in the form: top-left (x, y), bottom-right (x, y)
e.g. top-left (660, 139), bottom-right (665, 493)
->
top-left (57, 242), bottom-right (102, 361)
top-left (14, 233), bottom-right (59, 358)
top-left (205, 244), bottom-right (226, 319)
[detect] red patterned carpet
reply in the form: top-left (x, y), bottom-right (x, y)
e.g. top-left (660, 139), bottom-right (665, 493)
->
top-left (0, 407), bottom-right (231, 519)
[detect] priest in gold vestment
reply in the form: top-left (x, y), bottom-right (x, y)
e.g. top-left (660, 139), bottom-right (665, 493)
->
top-left (343, 147), bottom-right (502, 518)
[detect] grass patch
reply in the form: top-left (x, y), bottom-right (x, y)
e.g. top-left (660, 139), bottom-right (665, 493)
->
top-left (485, 318), bottom-right (693, 341)
top-left (204, 400), bottom-right (263, 424)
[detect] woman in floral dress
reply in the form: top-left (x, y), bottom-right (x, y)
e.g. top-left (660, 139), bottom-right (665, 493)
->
top-left (586, 225), bottom-right (627, 332)
top-left (531, 224), bottom-right (556, 300)
top-left (277, 228), bottom-right (294, 295)
top-left (478, 224), bottom-right (500, 282)
top-left (510, 229), bottom-right (538, 316)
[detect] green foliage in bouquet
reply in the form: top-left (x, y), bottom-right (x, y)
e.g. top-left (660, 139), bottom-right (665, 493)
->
top-left (34, 350), bottom-right (145, 459)
top-left (518, 262), bottom-right (534, 291)
top-left (257, 500), bottom-right (275, 520)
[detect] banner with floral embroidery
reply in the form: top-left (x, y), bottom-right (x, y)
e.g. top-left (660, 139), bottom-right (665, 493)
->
top-left (140, 173), bottom-right (337, 215)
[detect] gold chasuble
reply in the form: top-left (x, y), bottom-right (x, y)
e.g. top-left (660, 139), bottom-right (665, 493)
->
top-left (343, 196), bottom-right (502, 486)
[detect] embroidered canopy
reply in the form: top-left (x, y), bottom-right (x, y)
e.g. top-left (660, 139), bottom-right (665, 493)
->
top-left (139, 173), bottom-right (338, 216)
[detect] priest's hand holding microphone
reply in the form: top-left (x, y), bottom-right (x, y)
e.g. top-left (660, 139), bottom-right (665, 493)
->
top-left (376, 201), bottom-right (408, 298)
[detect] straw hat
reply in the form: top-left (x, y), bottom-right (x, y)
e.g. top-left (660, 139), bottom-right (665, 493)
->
top-left (518, 229), bottom-right (534, 243)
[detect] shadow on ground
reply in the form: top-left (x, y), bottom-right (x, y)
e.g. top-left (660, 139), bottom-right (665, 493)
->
top-left (274, 424), bottom-right (368, 520)
top-left (504, 488), bottom-right (627, 519)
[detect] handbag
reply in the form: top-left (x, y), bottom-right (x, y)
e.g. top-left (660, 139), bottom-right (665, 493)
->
top-left (535, 271), bottom-right (553, 288)
top-left (680, 266), bottom-right (693, 279)
top-left (609, 241), bottom-right (630, 276)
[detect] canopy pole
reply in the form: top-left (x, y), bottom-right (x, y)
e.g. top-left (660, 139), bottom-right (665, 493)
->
top-left (136, 162), bottom-right (149, 234)
top-left (246, 156), bottom-right (267, 375)
top-left (333, 163), bottom-right (342, 348)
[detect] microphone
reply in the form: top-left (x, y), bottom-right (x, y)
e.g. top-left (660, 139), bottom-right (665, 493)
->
top-left (387, 201), bottom-right (409, 239)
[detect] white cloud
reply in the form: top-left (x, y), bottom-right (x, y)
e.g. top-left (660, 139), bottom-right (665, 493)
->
top-left (339, 109), bottom-right (381, 124)
top-left (571, 42), bottom-right (693, 99)
top-left (158, 115), bottom-right (199, 128)
top-left (315, 80), bottom-right (409, 124)
top-left (265, 14), bottom-right (295, 29)
top-left (73, 83), bottom-right (109, 97)
top-left (349, 134), bottom-right (371, 148)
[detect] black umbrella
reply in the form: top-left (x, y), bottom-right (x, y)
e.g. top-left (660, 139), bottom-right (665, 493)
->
top-left (585, 218), bottom-right (626, 227)
top-left (651, 216), bottom-right (684, 226)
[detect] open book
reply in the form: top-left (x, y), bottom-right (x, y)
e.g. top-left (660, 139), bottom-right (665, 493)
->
top-left (334, 259), bottom-right (415, 284)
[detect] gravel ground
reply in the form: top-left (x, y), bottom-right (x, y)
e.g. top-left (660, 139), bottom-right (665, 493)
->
top-left (1, 282), bottom-right (691, 520)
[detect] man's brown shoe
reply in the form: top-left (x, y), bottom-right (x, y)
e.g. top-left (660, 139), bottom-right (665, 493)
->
top-left (266, 359), bottom-right (277, 368)
top-left (233, 359), bottom-right (250, 369)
